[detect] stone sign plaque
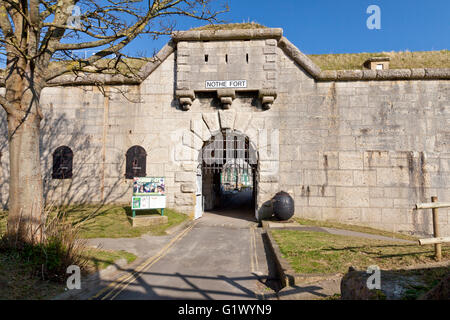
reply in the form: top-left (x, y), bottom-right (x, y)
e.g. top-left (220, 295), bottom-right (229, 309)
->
top-left (205, 80), bottom-right (247, 89)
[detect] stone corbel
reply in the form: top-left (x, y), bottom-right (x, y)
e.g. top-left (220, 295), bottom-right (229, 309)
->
top-left (176, 90), bottom-right (195, 111)
top-left (217, 89), bottom-right (236, 110)
top-left (259, 89), bottom-right (278, 110)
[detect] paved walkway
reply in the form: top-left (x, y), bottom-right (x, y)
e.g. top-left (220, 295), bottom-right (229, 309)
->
top-left (85, 213), bottom-right (276, 300)
top-left (78, 192), bottom-right (279, 300)
top-left (268, 224), bottom-right (415, 243)
top-left (64, 191), bottom-right (415, 300)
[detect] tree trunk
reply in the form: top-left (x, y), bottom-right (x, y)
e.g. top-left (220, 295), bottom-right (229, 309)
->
top-left (6, 103), bottom-right (44, 244)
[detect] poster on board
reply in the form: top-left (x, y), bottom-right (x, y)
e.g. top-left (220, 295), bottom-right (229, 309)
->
top-left (132, 177), bottom-right (166, 211)
top-left (133, 177), bottom-right (165, 196)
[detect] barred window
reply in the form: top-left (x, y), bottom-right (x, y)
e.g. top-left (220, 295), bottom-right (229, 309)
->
top-left (52, 146), bottom-right (73, 179)
top-left (125, 146), bottom-right (147, 179)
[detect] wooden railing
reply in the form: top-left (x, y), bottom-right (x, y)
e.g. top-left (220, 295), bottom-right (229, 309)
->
top-left (415, 197), bottom-right (450, 262)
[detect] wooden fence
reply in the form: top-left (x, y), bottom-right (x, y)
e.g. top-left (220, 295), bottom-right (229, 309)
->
top-left (415, 197), bottom-right (450, 262)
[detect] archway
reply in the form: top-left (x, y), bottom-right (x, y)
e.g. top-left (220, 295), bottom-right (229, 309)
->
top-left (197, 130), bottom-right (258, 221)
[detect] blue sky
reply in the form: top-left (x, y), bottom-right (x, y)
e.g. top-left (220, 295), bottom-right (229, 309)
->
top-left (125, 0), bottom-right (449, 57)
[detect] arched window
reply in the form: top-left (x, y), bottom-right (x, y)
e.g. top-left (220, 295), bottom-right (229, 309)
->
top-left (52, 146), bottom-right (73, 179)
top-left (126, 146), bottom-right (147, 179)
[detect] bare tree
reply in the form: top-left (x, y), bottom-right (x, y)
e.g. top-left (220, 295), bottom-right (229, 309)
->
top-left (0, 0), bottom-right (227, 243)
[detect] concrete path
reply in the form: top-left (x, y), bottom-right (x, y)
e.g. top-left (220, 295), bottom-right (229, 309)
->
top-left (321, 227), bottom-right (415, 243)
top-left (87, 233), bottom-right (174, 258)
top-left (268, 223), bottom-right (415, 243)
top-left (83, 192), bottom-right (279, 300)
top-left (71, 191), bottom-right (416, 300)
top-left (88, 215), bottom-right (275, 300)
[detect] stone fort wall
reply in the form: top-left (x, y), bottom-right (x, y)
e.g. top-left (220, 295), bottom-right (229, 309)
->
top-left (0, 28), bottom-right (448, 236)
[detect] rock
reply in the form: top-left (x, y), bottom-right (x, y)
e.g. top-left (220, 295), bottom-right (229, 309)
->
top-left (341, 267), bottom-right (428, 300)
top-left (419, 274), bottom-right (450, 300)
top-left (340, 269), bottom-right (384, 300)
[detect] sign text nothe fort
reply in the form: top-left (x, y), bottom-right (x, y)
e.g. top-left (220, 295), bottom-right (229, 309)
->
top-left (205, 80), bottom-right (247, 89)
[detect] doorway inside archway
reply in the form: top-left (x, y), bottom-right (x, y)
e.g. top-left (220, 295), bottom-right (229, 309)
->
top-left (196, 130), bottom-right (258, 222)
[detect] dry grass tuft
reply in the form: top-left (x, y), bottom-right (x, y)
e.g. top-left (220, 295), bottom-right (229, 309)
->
top-left (0, 209), bottom-right (89, 283)
top-left (191, 22), bottom-right (266, 31)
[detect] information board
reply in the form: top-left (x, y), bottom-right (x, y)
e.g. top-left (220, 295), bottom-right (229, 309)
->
top-left (132, 195), bottom-right (166, 210)
top-left (131, 177), bottom-right (166, 213)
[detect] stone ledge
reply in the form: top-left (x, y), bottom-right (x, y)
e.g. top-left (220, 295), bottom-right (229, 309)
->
top-left (128, 215), bottom-right (168, 227)
top-left (172, 28), bottom-right (283, 42)
top-left (47, 73), bottom-right (140, 86)
top-left (317, 68), bottom-right (450, 81)
top-left (278, 37), bottom-right (321, 78)
top-left (275, 36), bottom-right (450, 82)
top-left (138, 40), bottom-right (176, 79)
top-left (44, 40), bottom-right (176, 87)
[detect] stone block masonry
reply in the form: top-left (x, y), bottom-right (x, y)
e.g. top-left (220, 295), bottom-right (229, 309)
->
top-left (0, 27), bottom-right (448, 236)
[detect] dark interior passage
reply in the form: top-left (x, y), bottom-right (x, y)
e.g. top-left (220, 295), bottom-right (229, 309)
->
top-left (199, 130), bottom-right (258, 220)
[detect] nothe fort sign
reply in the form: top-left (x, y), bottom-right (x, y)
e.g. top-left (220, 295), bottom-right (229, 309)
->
top-left (205, 80), bottom-right (248, 89)
top-left (0, 26), bottom-right (449, 237)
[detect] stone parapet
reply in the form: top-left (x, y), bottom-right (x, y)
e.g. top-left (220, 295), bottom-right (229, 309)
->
top-left (13, 28), bottom-right (448, 88)
top-left (172, 28), bottom-right (284, 42)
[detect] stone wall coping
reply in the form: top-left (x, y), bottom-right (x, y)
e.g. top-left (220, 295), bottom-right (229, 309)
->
top-left (137, 40), bottom-right (176, 80)
top-left (277, 36), bottom-right (450, 81)
top-left (172, 28), bottom-right (284, 42)
top-left (46, 73), bottom-right (141, 86)
top-left (2, 28), bottom-right (449, 88)
top-left (365, 56), bottom-right (391, 62)
top-left (3, 40), bottom-right (177, 88)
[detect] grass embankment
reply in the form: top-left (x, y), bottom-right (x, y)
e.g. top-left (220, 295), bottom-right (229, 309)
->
top-left (272, 230), bottom-right (449, 274)
top-left (272, 229), bottom-right (449, 299)
top-left (309, 50), bottom-right (450, 70)
top-left (56, 205), bottom-right (188, 238)
top-left (295, 218), bottom-right (418, 241)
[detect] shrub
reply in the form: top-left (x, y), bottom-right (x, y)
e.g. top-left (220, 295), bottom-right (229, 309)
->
top-left (0, 211), bottom-right (89, 283)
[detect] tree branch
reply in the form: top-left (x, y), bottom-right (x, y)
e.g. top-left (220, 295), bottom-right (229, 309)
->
top-left (0, 94), bottom-right (26, 118)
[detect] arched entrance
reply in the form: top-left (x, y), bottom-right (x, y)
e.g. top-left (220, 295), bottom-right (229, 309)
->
top-left (196, 130), bottom-right (258, 221)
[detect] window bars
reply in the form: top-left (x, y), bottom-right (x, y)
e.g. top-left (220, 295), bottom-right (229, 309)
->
top-left (52, 146), bottom-right (73, 179)
top-left (125, 145), bottom-right (147, 179)
top-left (200, 130), bottom-right (257, 174)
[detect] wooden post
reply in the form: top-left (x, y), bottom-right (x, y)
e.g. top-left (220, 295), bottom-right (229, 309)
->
top-left (431, 196), bottom-right (442, 262)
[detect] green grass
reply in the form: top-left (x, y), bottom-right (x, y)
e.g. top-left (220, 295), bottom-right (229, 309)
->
top-left (0, 204), bottom-right (184, 299)
top-left (0, 246), bottom-right (136, 300)
top-left (1, 205), bottom-right (189, 239)
top-left (271, 230), bottom-right (449, 275)
top-left (308, 50), bottom-right (450, 70)
top-left (0, 252), bottom-right (65, 299)
top-left (295, 218), bottom-right (418, 241)
top-left (55, 205), bottom-right (189, 239)
top-left (0, 211), bottom-right (6, 235)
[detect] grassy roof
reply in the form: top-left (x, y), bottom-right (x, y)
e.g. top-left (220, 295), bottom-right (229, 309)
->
top-left (308, 50), bottom-right (450, 70)
top-left (188, 24), bottom-right (449, 70)
top-left (190, 22), bottom-right (267, 31)
top-left (1, 45), bottom-right (448, 79)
